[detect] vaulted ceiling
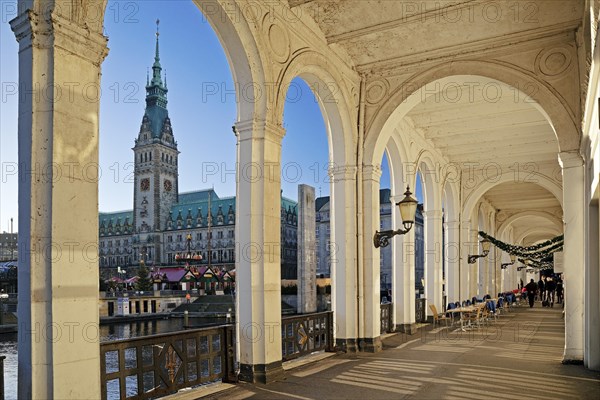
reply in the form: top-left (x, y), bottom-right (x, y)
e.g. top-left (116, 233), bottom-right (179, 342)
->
top-left (290, 0), bottom-right (582, 71)
top-left (287, 1), bottom-right (579, 242)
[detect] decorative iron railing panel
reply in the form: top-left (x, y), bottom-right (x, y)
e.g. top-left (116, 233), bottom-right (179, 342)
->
top-left (380, 303), bottom-right (393, 334)
top-left (281, 311), bottom-right (334, 361)
top-left (100, 325), bottom-right (235, 400)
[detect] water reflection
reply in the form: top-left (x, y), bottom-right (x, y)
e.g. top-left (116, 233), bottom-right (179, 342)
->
top-left (0, 317), bottom-right (228, 400)
top-left (0, 333), bottom-right (17, 400)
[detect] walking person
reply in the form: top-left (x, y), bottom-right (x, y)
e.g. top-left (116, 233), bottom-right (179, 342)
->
top-left (546, 277), bottom-right (557, 307)
top-left (525, 279), bottom-right (537, 308)
top-left (537, 277), bottom-right (545, 302)
top-left (556, 279), bottom-right (564, 304)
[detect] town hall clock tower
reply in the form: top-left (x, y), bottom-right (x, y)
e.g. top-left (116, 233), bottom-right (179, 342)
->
top-left (133, 21), bottom-right (179, 266)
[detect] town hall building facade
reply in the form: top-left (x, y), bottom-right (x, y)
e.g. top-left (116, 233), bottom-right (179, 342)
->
top-left (98, 30), bottom-right (298, 279)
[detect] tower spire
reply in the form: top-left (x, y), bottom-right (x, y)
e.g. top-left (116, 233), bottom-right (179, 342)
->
top-left (154, 19), bottom-right (160, 65)
top-left (151, 19), bottom-right (163, 86)
top-left (143, 19), bottom-right (169, 139)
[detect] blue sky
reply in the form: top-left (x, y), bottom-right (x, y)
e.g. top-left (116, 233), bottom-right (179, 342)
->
top-left (1, 1), bottom-right (403, 231)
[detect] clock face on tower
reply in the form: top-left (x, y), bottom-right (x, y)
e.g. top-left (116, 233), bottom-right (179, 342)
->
top-left (164, 179), bottom-right (172, 192)
top-left (141, 178), bottom-right (150, 191)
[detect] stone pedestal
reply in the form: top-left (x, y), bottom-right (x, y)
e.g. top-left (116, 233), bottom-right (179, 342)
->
top-left (297, 185), bottom-right (317, 314)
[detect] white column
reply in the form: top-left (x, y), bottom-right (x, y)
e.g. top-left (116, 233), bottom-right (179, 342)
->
top-left (392, 197), bottom-right (416, 333)
top-left (469, 226), bottom-right (480, 298)
top-left (559, 151), bottom-right (585, 362)
top-left (424, 210), bottom-right (443, 315)
top-left (11, 6), bottom-right (108, 398)
top-left (330, 165), bottom-right (358, 351)
top-left (235, 119), bottom-right (284, 382)
top-left (487, 216), bottom-right (497, 296)
top-left (584, 199), bottom-right (599, 369)
top-left (445, 220), bottom-right (460, 302)
top-left (460, 219), bottom-right (471, 301)
top-left (361, 165), bottom-right (382, 351)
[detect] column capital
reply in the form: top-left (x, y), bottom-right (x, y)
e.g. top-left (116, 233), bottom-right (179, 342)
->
top-left (443, 219), bottom-right (460, 229)
top-left (234, 119), bottom-right (286, 143)
top-left (423, 209), bottom-right (443, 220)
top-left (362, 164), bottom-right (382, 181)
top-left (11, 10), bottom-right (108, 66)
top-left (558, 151), bottom-right (584, 169)
top-left (328, 165), bottom-right (357, 182)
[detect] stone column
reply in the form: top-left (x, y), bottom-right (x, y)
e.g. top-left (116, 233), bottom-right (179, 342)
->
top-left (360, 165), bottom-right (382, 352)
top-left (559, 151), bottom-right (585, 362)
top-left (235, 119), bottom-right (284, 383)
top-left (391, 195), bottom-right (416, 333)
top-left (444, 220), bottom-right (460, 302)
top-left (424, 210), bottom-right (443, 315)
top-left (470, 227), bottom-right (480, 298)
top-left (297, 184), bottom-right (316, 314)
top-left (11, 5), bottom-right (108, 399)
top-left (460, 219), bottom-right (472, 301)
top-left (329, 165), bottom-right (358, 351)
top-left (585, 199), bottom-right (600, 369)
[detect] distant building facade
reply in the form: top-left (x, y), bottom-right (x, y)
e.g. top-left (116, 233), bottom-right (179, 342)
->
top-left (315, 189), bottom-right (424, 291)
top-left (98, 32), bottom-right (298, 279)
top-left (0, 232), bottom-right (17, 261)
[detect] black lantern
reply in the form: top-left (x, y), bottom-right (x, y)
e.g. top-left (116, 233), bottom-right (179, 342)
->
top-left (373, 186), bottom-right (418, 248)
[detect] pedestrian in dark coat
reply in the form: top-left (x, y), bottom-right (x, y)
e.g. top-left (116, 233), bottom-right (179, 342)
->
top-left (525, 279), bottom-right (537, 308)
top-left (537, 278), bottom-right (545, 301)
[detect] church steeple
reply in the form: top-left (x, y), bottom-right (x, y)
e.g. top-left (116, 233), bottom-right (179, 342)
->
top-left (143, 19), bottom-right (169, 139)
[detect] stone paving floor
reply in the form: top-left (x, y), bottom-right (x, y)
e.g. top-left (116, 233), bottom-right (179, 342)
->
top-left (202, 304), bottom-right (600, 400)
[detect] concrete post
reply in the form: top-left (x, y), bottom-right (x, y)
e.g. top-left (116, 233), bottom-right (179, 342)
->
top-left (297, 184), bottom-right (317, 314)
top-left (559, 151), bottom-right (585, 362)
top-left (234, 119), bottom-right (284, 383)
top-left (11, 4), bottom-right (108, 398)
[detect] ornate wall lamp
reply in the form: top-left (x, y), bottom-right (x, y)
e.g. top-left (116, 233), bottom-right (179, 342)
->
top-left (373, 186), bottom-right (418, 248)
top-left (467, 238), bottom-right (491, 264)
top-left (500, 254), bottom-right (516, 269)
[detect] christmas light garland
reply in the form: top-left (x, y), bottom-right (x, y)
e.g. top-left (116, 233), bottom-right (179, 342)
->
top-left (478, 231), bottom-right (563, 268)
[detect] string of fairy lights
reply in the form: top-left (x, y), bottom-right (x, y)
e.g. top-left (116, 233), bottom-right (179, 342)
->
top-left (478, 231), bottom-right (563, 271)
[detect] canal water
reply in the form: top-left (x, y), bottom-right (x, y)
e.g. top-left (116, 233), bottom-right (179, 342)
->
top-left (0, 317), bottom-right (227, 399)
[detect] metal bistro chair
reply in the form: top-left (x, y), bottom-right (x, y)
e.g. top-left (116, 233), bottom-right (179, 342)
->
top-left (445, 302), bottom-right (456, 326)
top-left (429, 304), bottom-right (451, 327)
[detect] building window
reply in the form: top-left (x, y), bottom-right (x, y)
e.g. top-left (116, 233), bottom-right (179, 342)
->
top-left (196, 233), bottom-right (202, 240)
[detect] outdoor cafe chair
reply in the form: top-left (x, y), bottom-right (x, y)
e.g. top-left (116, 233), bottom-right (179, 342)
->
top-left (429, 304), bottom-right (451, 327)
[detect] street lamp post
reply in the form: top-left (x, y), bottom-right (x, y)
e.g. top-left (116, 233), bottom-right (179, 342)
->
top-left (467, 239), bottom-right (492, 264)
top-left (373, 186), bottom-right (419, 248)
